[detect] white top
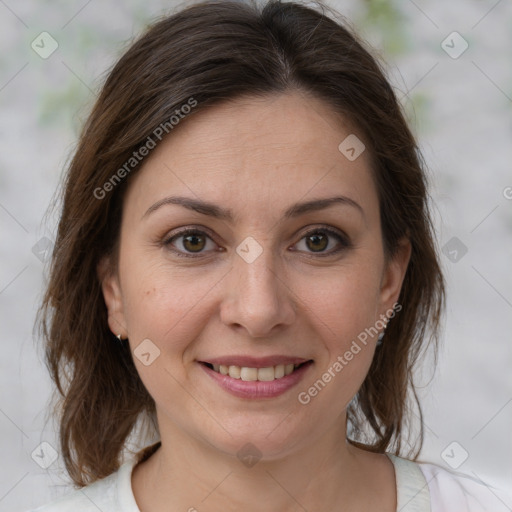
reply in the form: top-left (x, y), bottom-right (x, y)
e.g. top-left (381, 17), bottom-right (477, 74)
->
top-left (27, 451), bottom-right (510, 512)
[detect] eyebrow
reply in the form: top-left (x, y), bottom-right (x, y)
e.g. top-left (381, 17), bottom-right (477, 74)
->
top-left (142, 195), bottom-right (364, 221)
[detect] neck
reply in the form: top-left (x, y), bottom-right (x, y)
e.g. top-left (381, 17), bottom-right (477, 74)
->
top-left (131, 414), bottom-right (394, 512)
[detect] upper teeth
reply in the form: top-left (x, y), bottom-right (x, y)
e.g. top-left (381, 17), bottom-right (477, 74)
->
top-left (211, 363), bottom-right (299, 381)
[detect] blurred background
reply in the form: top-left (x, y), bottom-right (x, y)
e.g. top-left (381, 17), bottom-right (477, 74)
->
top-left (0, 0), bottom-right (511, 510)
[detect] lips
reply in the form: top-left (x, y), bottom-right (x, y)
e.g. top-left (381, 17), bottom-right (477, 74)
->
top-left (197, 356), bottom-right (312, 382)
top-left (198, 355), bottom-right (310, 368)
top-left (200, 360), bottom-right (311, 381)
top-left (197, 357), bottom-right (314, 399)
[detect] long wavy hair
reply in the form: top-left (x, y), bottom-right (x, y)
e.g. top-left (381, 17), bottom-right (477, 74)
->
top-left (38, 0), bottom-right (445, 487)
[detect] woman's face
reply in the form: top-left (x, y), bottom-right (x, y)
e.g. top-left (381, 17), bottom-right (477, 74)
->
top-left (101, 91), bottom-right (410, 459)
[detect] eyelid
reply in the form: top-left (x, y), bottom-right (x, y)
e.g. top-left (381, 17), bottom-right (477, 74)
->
top-left (294, 225), bottom-right (351, 255)
top-left (162, 226), bottom-right (220, 258)
top-left (162, 224), bottom-right (351, 258)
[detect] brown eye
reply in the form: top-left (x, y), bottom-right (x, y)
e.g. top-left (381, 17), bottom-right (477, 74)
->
top-left (182, 232), bottom-right (206, 252)
top-left (305, 232), bottom-right (329, 252)
top-left (293, 227), bottom-right (350, 256)
top-left (164, 228), bottom-right (217, 257)
top-left (164, 226), bottom-right (350, 259)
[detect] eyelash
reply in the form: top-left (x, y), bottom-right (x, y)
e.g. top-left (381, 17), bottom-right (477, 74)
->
top-left (162, 225), bottom-right (351, 259)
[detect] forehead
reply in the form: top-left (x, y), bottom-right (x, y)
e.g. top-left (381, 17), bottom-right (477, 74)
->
top-left (123, 91), bottom-right (378, 222)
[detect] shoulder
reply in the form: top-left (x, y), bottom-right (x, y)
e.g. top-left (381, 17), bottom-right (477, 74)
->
top-left (415, 458), bottom-right (511, 512)
top-left (26, 443), bottom-right (159, 512)
top-left (387, 453), bottom-right (511, 512)
top-left (26, 473), bottom-right (118, 512)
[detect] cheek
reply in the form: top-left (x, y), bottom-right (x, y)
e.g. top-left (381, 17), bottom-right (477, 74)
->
top-left (119, 255), bottom-right (221, 354)
top-left (298, 261), bottom-right (382, 344)
top-left (119, 262), bottom-right (216, 411)
top-left (293, 262), bottom-right (381, 403)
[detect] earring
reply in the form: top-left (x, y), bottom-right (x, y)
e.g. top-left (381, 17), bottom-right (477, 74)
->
top-left (116, 333), bottom-right (126, 342)
top-left (376, 319), bottom-right (389, 346)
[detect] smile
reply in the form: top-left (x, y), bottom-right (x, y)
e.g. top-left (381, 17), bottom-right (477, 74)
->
top-left (198, 359), bottom-right (314, 399)
top-left (201, 361), bottom-right (309, 381)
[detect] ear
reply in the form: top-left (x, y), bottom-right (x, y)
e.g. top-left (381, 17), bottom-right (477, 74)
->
top-left (97, 255), bottom-right (127, 338)
top-left (378, 236), bottom-right (411, 312)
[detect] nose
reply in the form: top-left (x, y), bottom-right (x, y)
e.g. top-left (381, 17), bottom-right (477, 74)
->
top-left (219, 243), bottom-right (296, 338)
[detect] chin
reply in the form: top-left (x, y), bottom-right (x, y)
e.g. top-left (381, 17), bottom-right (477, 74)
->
top-left (198, 416), bottom-right (310, 463)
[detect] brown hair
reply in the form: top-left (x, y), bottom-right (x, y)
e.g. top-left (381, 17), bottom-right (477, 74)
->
top-left (39, 0), bottom-right (445, 487)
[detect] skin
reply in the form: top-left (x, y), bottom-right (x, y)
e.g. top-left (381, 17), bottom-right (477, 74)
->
top-left (99, 90), bottom-right (411, 512)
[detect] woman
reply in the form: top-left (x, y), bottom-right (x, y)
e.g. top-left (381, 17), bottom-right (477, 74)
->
top-left (30, 0), bottom-right (507, 511)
